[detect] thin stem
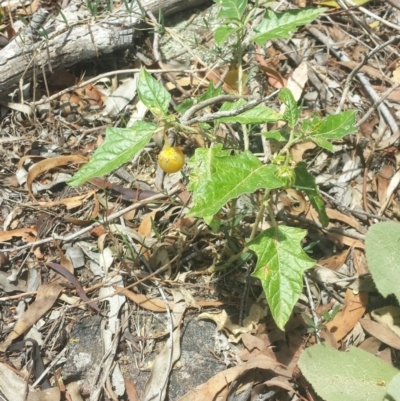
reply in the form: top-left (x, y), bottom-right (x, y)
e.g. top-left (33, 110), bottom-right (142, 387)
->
top-left (249, 194), bottom-right (266, 241)
top-left (266, 202), bottom-right (277, 227)
top-left (280, 126), bottom-right (296, 165)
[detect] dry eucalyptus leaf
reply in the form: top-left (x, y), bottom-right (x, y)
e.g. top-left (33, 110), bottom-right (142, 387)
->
top-left (371, 306), bottom-right (400, 338)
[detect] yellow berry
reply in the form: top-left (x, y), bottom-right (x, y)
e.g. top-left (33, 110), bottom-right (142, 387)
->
top-left (158, 146), bottom-right (185, 173)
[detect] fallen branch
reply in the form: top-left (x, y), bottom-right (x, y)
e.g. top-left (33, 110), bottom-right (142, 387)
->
top-left (0, 0), bottom-right (211, 98)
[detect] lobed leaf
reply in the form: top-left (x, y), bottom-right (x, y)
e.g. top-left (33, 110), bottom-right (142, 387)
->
top-left (215, 0), bottom-right (247, 21)
top-left (248, 226), bottom-right (315, 330)
top-left (312, 110), bottom-right (357, 140)
top-left (217, 100), bottom-right (282, 124)
top-left (252, 8), bottom-right (326, 45)
top-left (187, 144), bottom-right (284, 218)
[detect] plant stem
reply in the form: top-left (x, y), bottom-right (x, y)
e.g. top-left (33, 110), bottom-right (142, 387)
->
top-left (249, 190), bottom-right (271, 242)
top-left (266, 202), bottom-right (277, 227)
top-left (280, 126), bottom-right (295, 165)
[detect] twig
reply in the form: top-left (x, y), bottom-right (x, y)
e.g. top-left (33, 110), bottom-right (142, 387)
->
top-left (320, 190), bottom-right (390, 221)
top-left (3, 187), bottom-right (181, 252)
top-left (90, 319), bottom-right (123, 401)
top-left (337, 35), bottom-right (400, 113)
top-left (30, 68), bottom-right (209, 106)
top-left (31, 348), bottom-right (67, 388)
top-left (307, 27), bottom-right (399, 136)
top-left (354, 2), bottom-right (400, 32)
top-left (271, 39), bottom-right (328, 104)
top-left (182, 91), bottom-right (279, 126)
top-left (303, 274), bottom-right (321, 344)
top-left (146, 10), bottom-right (191, 97)
top-left (283, 212), bottom-right (366, 241)
top-left (180, 94), bottom-right (254, 123)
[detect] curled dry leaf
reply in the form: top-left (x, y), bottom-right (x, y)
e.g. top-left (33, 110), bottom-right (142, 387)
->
top-left (280, 189), bottom-right (308, 215)
top-left (27, 155), bottom-right (88, 201)
top-left (291, 141), bottom-right (317, 163)
top-left (47, 262), bottom-right (101, 313)
top-left (177, 354), bottom-right (291, 401)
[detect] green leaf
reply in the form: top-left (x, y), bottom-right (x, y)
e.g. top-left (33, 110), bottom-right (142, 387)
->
top-left (214, 26), bottom-right (237, 46)
top-left (175, 98), bottom-right (195, 114)
top-left (298, 344), bottom-right (399, 401)
top-left (198, 81), bottom-right (223, 102)
top-left (261, 130), bottom-right (289, 142)
top-left (217, 100), bottom-right (282, 124)
top-left (387, 373), bottom-right (400, 401)
top-left (312, 136), bottom-right (333, 152)
top-left (365, 222), bottom-right (400, 303)
top-left (187, 144), bottom-right (284, 218)
top-left (301, 115), bottom-right (323, 135)
top-left (279, 88), bottom-right (298, 128)
top-left (248, 226), bottom-right (315, 330)
top-left (313, 110), bottom-right (357, 140)
top-left (68, 121), bottom-right (157, 186)
top-left (252, 8), bottom-right (326, 45)
top-left (137, 68), bottom-right (171, 116)
top-left (301, 111), bottom-right (357, 151)
top-left (294, 162), bottom-right (329, 227)
top-left (215, 0), bottom-right (247, 20)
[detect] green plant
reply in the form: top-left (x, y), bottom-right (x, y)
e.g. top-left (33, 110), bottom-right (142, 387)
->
top-left (67, 0), bottom-right (357, 330)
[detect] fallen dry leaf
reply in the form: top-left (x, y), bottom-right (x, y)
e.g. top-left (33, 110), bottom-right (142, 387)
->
top-left (336, 60), bottom-right (392, 83)
top-left (326, 289), bottom-right (368, 341)
top-left (377, 165), bottom-right (395, 204)
top-left (0, 283), bottom-right (63, 352)
top-left (38, 190), bottom-right (96, 209)
top-left (0, 362), bottom-right (34, 401)
top-left (0, 227), bottom-right (37, 243)
top-left (66, 382), bottom-right (85, 401)
top-left (142, 291), bottom-right (186, 401)
top-left (138, 210), bottom-right (157, 237)
top-left (371, 306), bottom-right (400, 337)
top-left (360, 318), bottom-right (400, 350)
top-left (255, 46), bottom-right (286, 88)
top-left (358, 336), bottom-right (382, 355)
top-left (280, 189), bottom-right (308, 215)
top-left (27, 387), bottom-right (61, 401)
top-left (114, 286), bottom-right (224, 312)
top-left (291, 141), bottom-right (316, 163)
top-left (176, 354), bottom-right (291, 401)
top-left (124, 379), bottom-right (140, 401)
top-left (199, 296), bottom-right (267, 343)
top-left (319, 247), bottom-right (351, 271)
top-left (326, 208), bottom-right (367, 234)
top-left (27, 155), bottom-right (87, 201)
